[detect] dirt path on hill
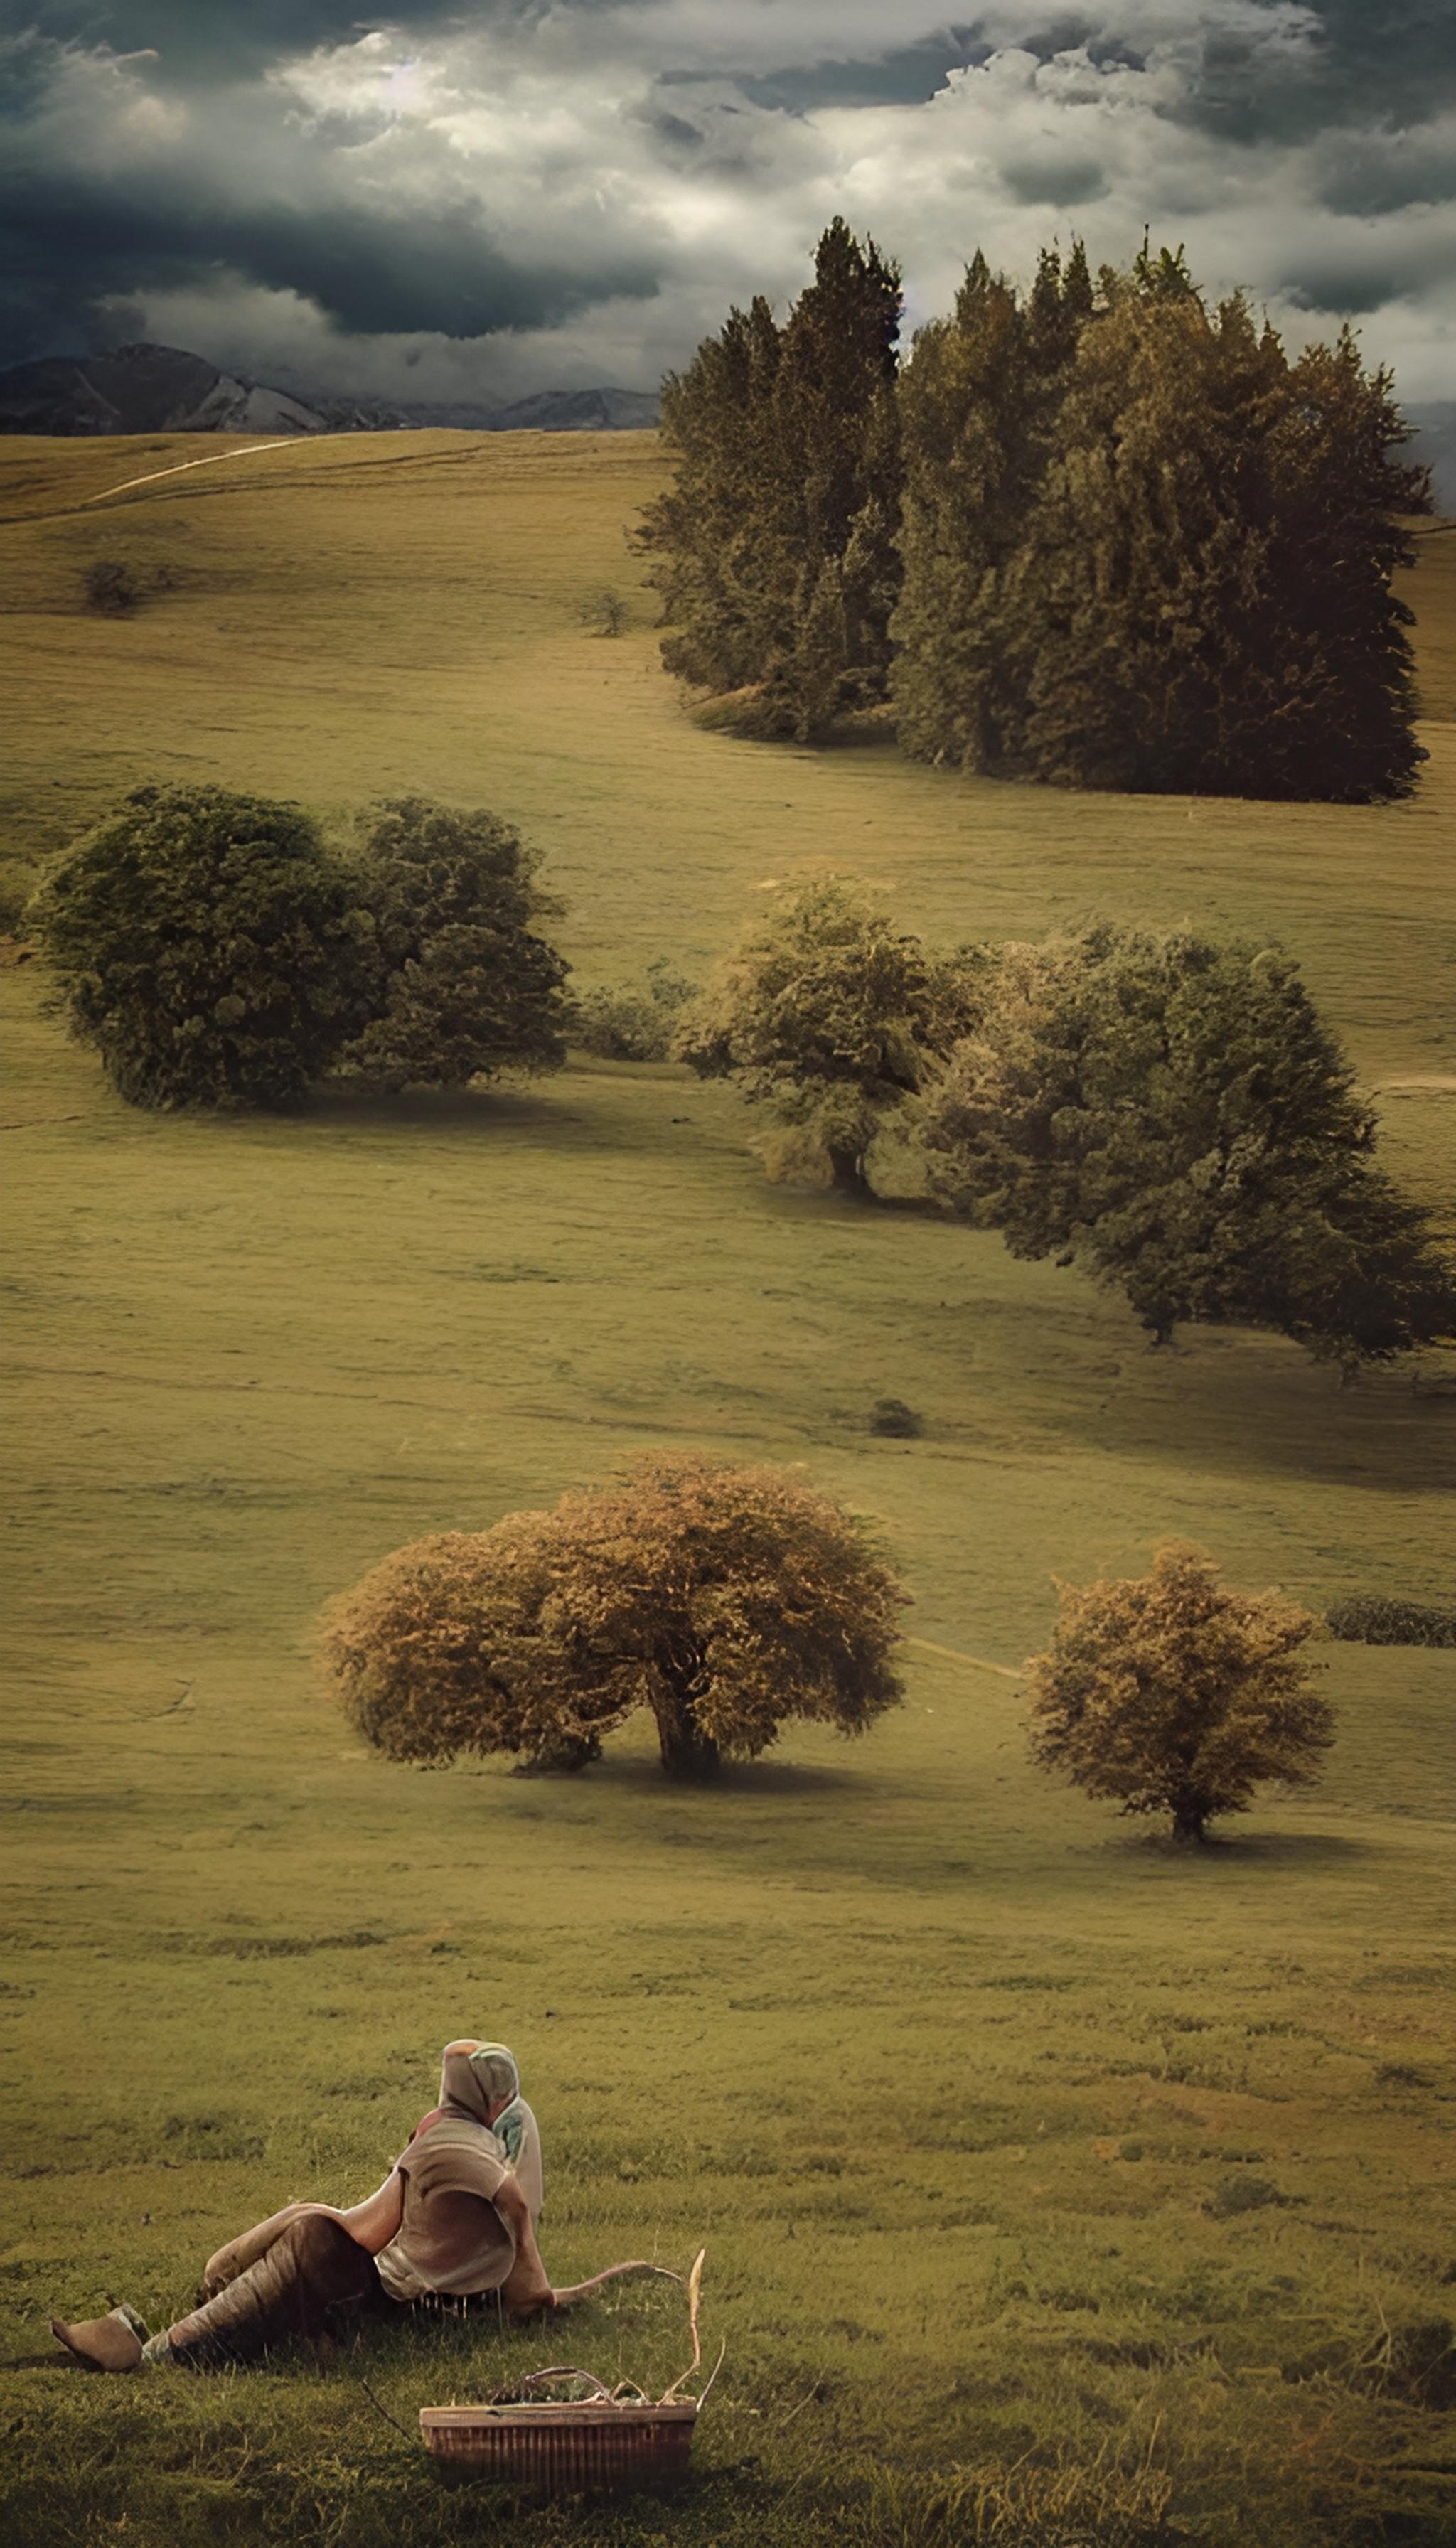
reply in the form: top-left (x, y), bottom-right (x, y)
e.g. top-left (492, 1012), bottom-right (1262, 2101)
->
top-left (78, 437), bottom-right (348, 506)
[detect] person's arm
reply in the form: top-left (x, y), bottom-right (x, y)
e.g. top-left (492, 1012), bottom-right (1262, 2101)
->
top-left (492, 2171), bottom-right (555, 2312)
top-left (322, 2168), bottom-right (405, 2255)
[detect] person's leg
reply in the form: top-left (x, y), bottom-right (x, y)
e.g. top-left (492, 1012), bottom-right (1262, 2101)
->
top-left (54, 2216), bottom-right (385, 2373)
top-left (154, 2213), bottom-right (382, 2370)
top-left (198, 2203), bottom-right (315, 2301)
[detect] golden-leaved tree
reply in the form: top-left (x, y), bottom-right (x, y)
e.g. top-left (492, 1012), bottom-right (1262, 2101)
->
top-left (323, 1455), bottom-right (908, 1780)
top-left (1025, 1543), bottom-right (1333, 1843)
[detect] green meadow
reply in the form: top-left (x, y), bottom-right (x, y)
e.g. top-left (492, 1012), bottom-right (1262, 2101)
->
top-left (1, 432), bottom-right (1453, 2547)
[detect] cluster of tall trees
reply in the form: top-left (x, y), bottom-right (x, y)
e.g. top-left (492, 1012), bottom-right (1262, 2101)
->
top-left (641, 228), bottom-right (1428, 801)
top-left (677, 879), bottom-right (1456, 1373)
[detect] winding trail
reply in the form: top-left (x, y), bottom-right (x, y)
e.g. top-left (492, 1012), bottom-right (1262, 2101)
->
top-left (79, 435), bottom-right (348, 508)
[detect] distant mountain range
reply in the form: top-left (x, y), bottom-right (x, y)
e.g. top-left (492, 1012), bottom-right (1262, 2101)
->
top-left (0, 342), bottom-right (661, 438)
top-left (0, 342), bottom-right (1448, 508)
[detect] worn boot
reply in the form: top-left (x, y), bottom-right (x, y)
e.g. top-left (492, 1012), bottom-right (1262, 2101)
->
top-left (49, 2303), bottom-right (149, 2372)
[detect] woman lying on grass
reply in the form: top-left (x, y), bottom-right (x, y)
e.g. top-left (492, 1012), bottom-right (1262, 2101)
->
top-left (50, 2038), bottom-right (663, 2372)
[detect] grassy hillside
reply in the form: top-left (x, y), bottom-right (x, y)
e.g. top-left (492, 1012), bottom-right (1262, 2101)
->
top-left (1, 432), bottom-right (1453, 2548)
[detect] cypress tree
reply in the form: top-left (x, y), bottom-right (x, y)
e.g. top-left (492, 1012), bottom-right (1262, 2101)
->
top-left (892, 245), bottom-right (1092, 772)
top-left (895, 235), bottom-right (1426, 801)
top-left (639, 220), bottom-right (903, 739)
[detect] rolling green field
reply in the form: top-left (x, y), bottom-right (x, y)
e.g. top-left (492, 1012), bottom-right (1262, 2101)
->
top-left (1, 432), bottom-right (1454, 2548)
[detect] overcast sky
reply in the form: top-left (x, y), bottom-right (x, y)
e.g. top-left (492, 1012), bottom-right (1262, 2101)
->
top-left (4, 3), bottom-right (1453, 406)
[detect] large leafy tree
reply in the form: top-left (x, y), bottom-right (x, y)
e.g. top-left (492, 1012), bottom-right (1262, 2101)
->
top-left (1025, 1542), bottom-right (1332, 1844)
top-left (639, 218), bottom-right (903, 740)
top-left (675, 877), bottom-right (987, 1195)
top-left (338, 798), bottom-right (570, 1092)
top-left (918, 924), bottom-right (1456, 1369)
top-left (26, 783), bottom-right (375, 1108)
top-left (323, 1455), bottom-right (908, 1781)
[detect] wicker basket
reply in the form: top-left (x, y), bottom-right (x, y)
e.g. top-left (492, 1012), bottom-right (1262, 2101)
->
top-left (419, 2397), bottom-right (698, 2491)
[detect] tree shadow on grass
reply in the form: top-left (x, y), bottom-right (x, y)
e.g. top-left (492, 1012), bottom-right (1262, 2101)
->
top-left (499, 1750), bottom-right (885, 1809)
top-left (1164, 1825), bottom-right (1369, 1868)
top-left (530, 1769), bottom-right (1384, 1897)
top-left (306, 1083), bottom-right (580, 1135)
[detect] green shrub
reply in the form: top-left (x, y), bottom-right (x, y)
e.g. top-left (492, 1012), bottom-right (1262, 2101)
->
top-left (571, 958), bottom-right (698, 1060)
top-left (336, 797), bottom-right (570, 1093)
top-left (577, 586), bottom-right (628, 636)
top-left (869, 1397), bottom-right (922, 1438)
top-left (1327, 1593), bottom-right (1456, 1647)
top-left (82, 557), bottom-right (139, 615)
top-left (26, 785), bottom-right (376, 1108)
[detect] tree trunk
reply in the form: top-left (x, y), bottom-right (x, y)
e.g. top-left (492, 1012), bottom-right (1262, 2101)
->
top-left (827, 1141), bottom-right (872, 1200)
top-left (653, 1693), bottom-right (721, 1780)
top-left (1171, 1804), bottom-right (1209, 1844)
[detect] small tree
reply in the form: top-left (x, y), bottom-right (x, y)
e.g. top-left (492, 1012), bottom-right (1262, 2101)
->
top-left (676, 877), bottom-right (986, 1195)
top-left (323, 1453), bottom-right (908, 1780)
top-left (337, 798), bottom-right (570, 1092)
top-left (26, 784), bottom-right (375, 1108)
top-left (571, 958), bottom-right (699, 1061)
top-left (578, 587), bottom-right (628, 637)
top-left (1025, 1542), bottom-right (1332, 1843)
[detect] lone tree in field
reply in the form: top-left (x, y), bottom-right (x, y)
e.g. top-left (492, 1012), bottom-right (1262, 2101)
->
top-left (323, 1454), bottom-right (908, 1780)
top-left (918, 923), bottom-right (1456, 1369)
top-left (338, 798), bottom-right (571, 1091)
top-left (1025, 1542), bottom-right (1332, 1843)
top-left (675, 876), bottom-right (986, 1195)
top-left (26, 784), bottom-right (375, 1108)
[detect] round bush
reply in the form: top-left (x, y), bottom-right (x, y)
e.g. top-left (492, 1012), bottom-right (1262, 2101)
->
top-left (27, 784), bottom-right (375, 1108)
top-left (1326, 1593), bottom-right (1456, 1649)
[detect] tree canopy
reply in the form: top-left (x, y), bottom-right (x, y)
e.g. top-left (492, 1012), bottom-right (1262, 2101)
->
top-left (638, 218), bottom-right (903, 742)
top-left (917, 923), bottom-right (1456, 1368)
top-left (338, 797), bottom-right (570, 1092)
top-left (26, 783), bottom-right (375, 1108)
top-left (1025, 1541), bottom-right (1332, 1843)
top-left (26, 786), bottom-right (573, 1110)
top-left (675, 876), bottom-right (986, 1194)
top-left (323, 1453), bottom-right (908, 1780)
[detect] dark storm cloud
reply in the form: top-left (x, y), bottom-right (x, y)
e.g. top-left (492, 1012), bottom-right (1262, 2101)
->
top-left (1182, 0), bottom-right (1456, 142)
top-left (1001, 152), bottom-right (1110, 207)
top-left (2, 26), bottom-right (660, 364)
top-left (727, 31), bottom-right (998, 115)
top-left (4, 5), bottom-right (1454, 402)
top-left (1, 161), bottom-right (657, 345)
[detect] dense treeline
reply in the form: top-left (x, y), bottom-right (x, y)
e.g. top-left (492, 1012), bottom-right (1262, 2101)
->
top-left (641, 229), bottom-right (1429, 800)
